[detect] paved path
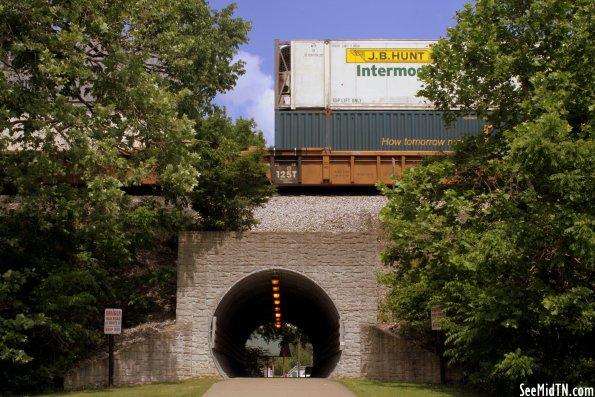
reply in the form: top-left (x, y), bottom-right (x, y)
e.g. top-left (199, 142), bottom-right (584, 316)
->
top-left (203, 378), bottom-right (357, 397)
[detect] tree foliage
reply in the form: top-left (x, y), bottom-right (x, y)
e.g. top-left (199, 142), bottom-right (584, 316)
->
top-left (190, 109), bottom-right (275, 231)
top-left (381, 0), bottom-right (594, 392)
top-left (0, 0), bottom-right (261, 394)
top-left (0, 195), bottom-right (191, 393)
top-left (1, 0), bottom-right (250, 198)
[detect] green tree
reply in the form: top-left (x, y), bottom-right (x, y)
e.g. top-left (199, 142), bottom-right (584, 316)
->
top-left (380, 0), bottom-right (594, 393)
top-left (190, 109), bottom-right (275, 231)
top-left (0, 0), bottom-right (252, 394)
top-left (250, 323), bottom-right (312, 376)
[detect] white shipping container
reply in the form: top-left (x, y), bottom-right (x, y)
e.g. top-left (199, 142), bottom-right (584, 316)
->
top-left (276, 39), bottom-right (436, 110)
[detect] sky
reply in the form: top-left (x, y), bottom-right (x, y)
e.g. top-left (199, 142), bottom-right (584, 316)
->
top-left (208, 0), bottom-right (471, 145)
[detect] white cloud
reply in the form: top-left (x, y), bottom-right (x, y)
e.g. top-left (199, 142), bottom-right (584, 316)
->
top-left (216, 51), bottom-right (275, 146)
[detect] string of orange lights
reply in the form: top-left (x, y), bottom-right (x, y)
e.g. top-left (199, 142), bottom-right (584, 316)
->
top-left (272, 273), bottom-right (282, 328)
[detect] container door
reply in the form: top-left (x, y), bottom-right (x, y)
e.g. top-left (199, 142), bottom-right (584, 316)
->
top-left (292, 41), bottom-right (326, 108)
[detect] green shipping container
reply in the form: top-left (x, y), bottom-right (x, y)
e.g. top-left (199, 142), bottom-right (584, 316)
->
top-left (274, 110), bottom-right (486, 151)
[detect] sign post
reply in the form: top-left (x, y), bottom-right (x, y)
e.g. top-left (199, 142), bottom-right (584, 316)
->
top-left (431, 305), bottom-right (446, 384)
top-left (104, 308), bottom-right (122, 387)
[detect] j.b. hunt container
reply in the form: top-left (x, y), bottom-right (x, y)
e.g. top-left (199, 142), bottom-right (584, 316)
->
top-left (276, 39), bottom-right (435, 110)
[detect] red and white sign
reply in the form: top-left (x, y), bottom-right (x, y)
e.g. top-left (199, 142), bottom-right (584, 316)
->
top-left (104, 308), bottom-right (122, 335)
top-left (431, 306), bottom-right (444, 331)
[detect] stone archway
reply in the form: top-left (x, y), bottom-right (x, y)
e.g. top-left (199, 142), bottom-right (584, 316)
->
top-left (211, 268), bottom-right (342, 378)
top-left (175, 231), bottom-right (381, 379)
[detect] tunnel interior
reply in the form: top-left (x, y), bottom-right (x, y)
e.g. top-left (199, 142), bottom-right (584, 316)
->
top-left (210, 269), bottom-right (342, 378)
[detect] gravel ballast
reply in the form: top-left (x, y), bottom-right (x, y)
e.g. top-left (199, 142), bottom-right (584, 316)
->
top-left (251, 195), bottom-right (388, 233)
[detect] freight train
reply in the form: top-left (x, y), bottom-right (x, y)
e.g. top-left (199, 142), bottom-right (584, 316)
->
top-left (267, 39), bottom-right (487, 186)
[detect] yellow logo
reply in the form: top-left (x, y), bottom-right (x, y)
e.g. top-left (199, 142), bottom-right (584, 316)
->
top-left (347, 48), bottom-right (432, 63)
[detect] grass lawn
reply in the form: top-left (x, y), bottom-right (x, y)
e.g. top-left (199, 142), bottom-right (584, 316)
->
top-left (337, 379), bottom-right (482, 397)
top-left (37, 378), bottom-right (220, 397)
top-left (38, 378), bottom-right (483, 397)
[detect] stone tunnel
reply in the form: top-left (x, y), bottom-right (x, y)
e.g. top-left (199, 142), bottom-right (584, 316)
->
top-left (64, 228), bottom-right (451, 389)
top-left (211, 268), bottom-right (342, 377)
top-left (175, 231), bottom-right (379, 378)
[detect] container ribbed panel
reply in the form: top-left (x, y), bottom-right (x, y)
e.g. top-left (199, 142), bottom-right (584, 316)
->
top-left (275, 111), bottom-right (485, 151)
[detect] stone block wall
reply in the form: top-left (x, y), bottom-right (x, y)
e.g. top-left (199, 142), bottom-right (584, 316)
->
top-left (361, 325), bottom-right (462, 383)
top-left (64, 322), bottom-right (192, 390)
top-left (176, 231), bottom-right (381, 378)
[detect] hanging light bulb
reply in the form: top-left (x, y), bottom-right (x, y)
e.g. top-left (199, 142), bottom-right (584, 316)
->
top-left (272, 272), bottom-right (283, 329)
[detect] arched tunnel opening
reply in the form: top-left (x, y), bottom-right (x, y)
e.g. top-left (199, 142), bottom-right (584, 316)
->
top-left (210, 269), bottom-right (342, 378)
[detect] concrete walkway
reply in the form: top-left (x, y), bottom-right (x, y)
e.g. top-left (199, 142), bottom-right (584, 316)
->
top-left (203, 378), bottom-right (357, 397)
